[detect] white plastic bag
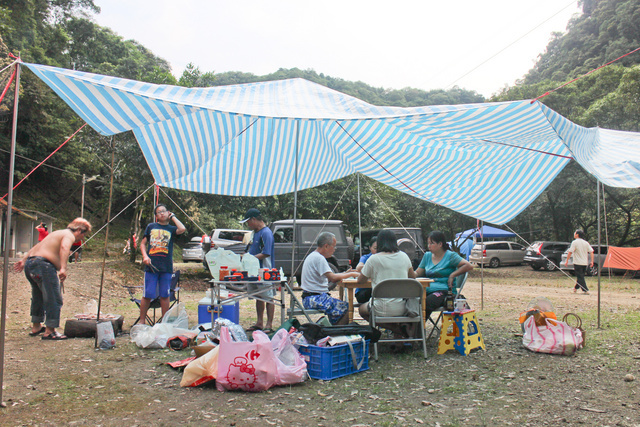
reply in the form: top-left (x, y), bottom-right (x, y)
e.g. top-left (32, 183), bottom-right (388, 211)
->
top-left (161, 302), bottom-right (189, 329)
top-left (96, 320), bottom-right (116, 349)
top-left (130, 303), bottom-right (193, 349)
top-left (206, 248), bottom-right (242, 273)
top-left (241, 253), bottom-right (260, 277)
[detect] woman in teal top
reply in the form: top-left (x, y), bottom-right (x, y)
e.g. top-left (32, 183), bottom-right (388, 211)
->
top-left (416, 230), bottom-right (474, 319)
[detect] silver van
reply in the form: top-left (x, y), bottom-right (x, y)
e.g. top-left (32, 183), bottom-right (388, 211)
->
top-left (469, 241), bottom-right (526, 268)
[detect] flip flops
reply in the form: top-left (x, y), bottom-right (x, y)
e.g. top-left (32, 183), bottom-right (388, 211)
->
top-left (245, 325), bottom-right (275, 334)
top-left (41, 332), bottom-right (67, 340)
top-left (29, 326), bottom-right (46, 336)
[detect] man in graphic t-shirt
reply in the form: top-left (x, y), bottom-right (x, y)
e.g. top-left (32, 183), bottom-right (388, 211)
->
top-left (139, 204), bottom-right (186, 324)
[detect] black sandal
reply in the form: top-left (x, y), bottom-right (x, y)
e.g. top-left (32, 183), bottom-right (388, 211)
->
top-left (42, 332), bottom-right (67, 340)
top-left (29, 326), bottom-right (46, 336)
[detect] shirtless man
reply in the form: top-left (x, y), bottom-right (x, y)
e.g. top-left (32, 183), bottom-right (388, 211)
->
top-left (14, 218), bottom-right (92, 340)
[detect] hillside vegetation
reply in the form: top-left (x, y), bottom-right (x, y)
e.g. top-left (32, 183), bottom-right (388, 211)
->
top-left (1, 0), bottom-right (640, 248)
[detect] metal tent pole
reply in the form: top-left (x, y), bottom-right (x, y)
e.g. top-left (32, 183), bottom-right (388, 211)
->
top-left (480, 220), bottom-right (484, 311)
top-left (597, 180), bottom-right (601, 329)
top-left (285, 119), bottom-right (313, 323)
top-left (357, 173), bottom-right (362, 260)
top-left (290, 120), bottom-right (299, 283)
top-left (95, 137), bottom-right (115, 347)
top-left (0, 61), bottom-right (20, 407)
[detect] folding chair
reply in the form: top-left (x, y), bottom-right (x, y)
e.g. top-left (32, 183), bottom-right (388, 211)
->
top-left (286, 281), bottom-right (326, 323)
top-left (370, 279), bottom-right (428, 361)
top-left (426, 272), bottom-right (467, 340)
top-left (125, 270), bottom-right (181, 326)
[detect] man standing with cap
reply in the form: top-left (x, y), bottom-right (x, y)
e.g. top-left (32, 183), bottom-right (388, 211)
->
top-left (241, 208), bottom-right (276, 333)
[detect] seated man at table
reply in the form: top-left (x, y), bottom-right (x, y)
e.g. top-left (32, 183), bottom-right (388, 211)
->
top-left (301, 231), bottom-right (359, 325)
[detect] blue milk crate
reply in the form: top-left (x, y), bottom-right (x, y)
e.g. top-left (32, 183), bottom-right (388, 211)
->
top-left (297, 339), bottom-right (369, 380)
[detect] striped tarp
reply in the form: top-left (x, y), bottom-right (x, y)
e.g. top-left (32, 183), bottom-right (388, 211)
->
top-left (24, 63), bottom-right (640, 224)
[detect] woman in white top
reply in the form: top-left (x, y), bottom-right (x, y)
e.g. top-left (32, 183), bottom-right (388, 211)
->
top-left (357, 229), bottom-right (416, 337)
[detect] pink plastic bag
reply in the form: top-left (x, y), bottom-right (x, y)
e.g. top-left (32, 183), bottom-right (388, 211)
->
top-left (271, 329), bottom-right (307, 386)
top-left (216, 327), bottom-right (277, 392)
top-left (522, 316), bottom-right (584, 355)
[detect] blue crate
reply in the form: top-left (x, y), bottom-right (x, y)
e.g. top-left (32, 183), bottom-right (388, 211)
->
top-left (298, 339), bottom-right (369, 380)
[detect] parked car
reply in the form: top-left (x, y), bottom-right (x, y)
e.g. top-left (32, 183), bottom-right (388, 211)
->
top-left (202, 229), bottom-right (251, 253)
top-left (524, 241), bottom-right (570, 271)
top-left (270, 219), bottom-right (353, 280)
top-left (469, 241), bottom-right (526, 267)
top-left (354, 227), bottom-right (425, 269)
top-left (560, 244), bottom-right (628, 276)
top-left (202, 229), bottom-right (251, 269)
top-left (182, 237), bottom-right (204, 262)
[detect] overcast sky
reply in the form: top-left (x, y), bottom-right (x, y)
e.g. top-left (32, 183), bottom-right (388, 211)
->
top-left (92, 0), bottom-right (581, 98)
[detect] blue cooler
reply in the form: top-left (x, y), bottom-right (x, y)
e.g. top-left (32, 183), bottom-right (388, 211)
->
top-left (198, 296), bottom-right (240, 324)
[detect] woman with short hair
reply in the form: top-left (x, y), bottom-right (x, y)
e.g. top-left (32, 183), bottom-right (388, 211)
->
top-left (357, 229), bottom-right (416, 338)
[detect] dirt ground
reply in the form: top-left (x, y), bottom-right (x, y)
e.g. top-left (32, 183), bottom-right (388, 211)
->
top-left (1, 256), bottom-right (640, 426)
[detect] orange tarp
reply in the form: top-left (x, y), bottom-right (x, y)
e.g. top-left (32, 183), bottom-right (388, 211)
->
top-left (603, 246), bottom-right (640, 271)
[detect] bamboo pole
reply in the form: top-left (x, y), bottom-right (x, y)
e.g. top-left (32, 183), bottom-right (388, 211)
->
top-left (95, 137), bottom-right (115, 348)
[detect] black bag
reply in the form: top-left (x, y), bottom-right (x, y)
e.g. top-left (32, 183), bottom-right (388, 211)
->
top-left (299, 322), bottom-right (382, 344)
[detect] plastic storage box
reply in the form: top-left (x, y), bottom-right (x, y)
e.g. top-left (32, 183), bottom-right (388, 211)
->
top-left (198, 297), bottom-right (240, 324)
top-left (297, 339), bottom-right (369, 380)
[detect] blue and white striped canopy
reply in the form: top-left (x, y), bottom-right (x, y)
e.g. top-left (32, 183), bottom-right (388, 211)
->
top-left (25, 63), bottom-right (640, 224)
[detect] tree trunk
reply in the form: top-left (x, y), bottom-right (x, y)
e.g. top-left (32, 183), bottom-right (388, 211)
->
top-left (63, 316), bottom-right (124, 338)
top-left (129, 190), bottom-right (146, 263)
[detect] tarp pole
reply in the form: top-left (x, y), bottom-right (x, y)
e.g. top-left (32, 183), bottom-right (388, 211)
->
top-left (290, 119), bottom-right (299, 282)
top-left (480, 219), bottom-right (484, 310)
top-left (284, 119), bottom-right (315, 322)
top-left (95, 137), bottom-right (115, 348)
top-left (357, 173), bottom-right (362, 261)
top-left (597, 180), bottom-right (601, 329)
top-left (0, 61), bottom-right (20, 407)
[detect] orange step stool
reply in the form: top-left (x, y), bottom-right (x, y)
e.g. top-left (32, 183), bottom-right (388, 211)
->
top-left (437, 309), bottom-right (486, 355)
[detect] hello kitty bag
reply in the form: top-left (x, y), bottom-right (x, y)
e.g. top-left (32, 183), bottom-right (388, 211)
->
top-left (216, 327), bottom-right (278, 392)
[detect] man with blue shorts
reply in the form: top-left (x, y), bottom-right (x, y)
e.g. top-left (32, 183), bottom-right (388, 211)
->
top-left (241, 208), bottom-right (276, 333)
top-left (139, 204), bottom-right (186, 324)
top-left (301, 232), bottom-right (359, 325)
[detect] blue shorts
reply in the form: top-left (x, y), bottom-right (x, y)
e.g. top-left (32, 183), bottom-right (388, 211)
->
top-left (303, 293), bottom-right (348, 324)
top-left (144, 272), bottom-right (172, 299)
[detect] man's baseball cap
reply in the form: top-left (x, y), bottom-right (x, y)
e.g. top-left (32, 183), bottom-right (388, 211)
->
top-left (240, 208), bottom-right (261, 224)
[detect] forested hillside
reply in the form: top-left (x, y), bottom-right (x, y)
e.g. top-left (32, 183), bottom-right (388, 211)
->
top-left (1, 0), bottom-right (639, 248)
